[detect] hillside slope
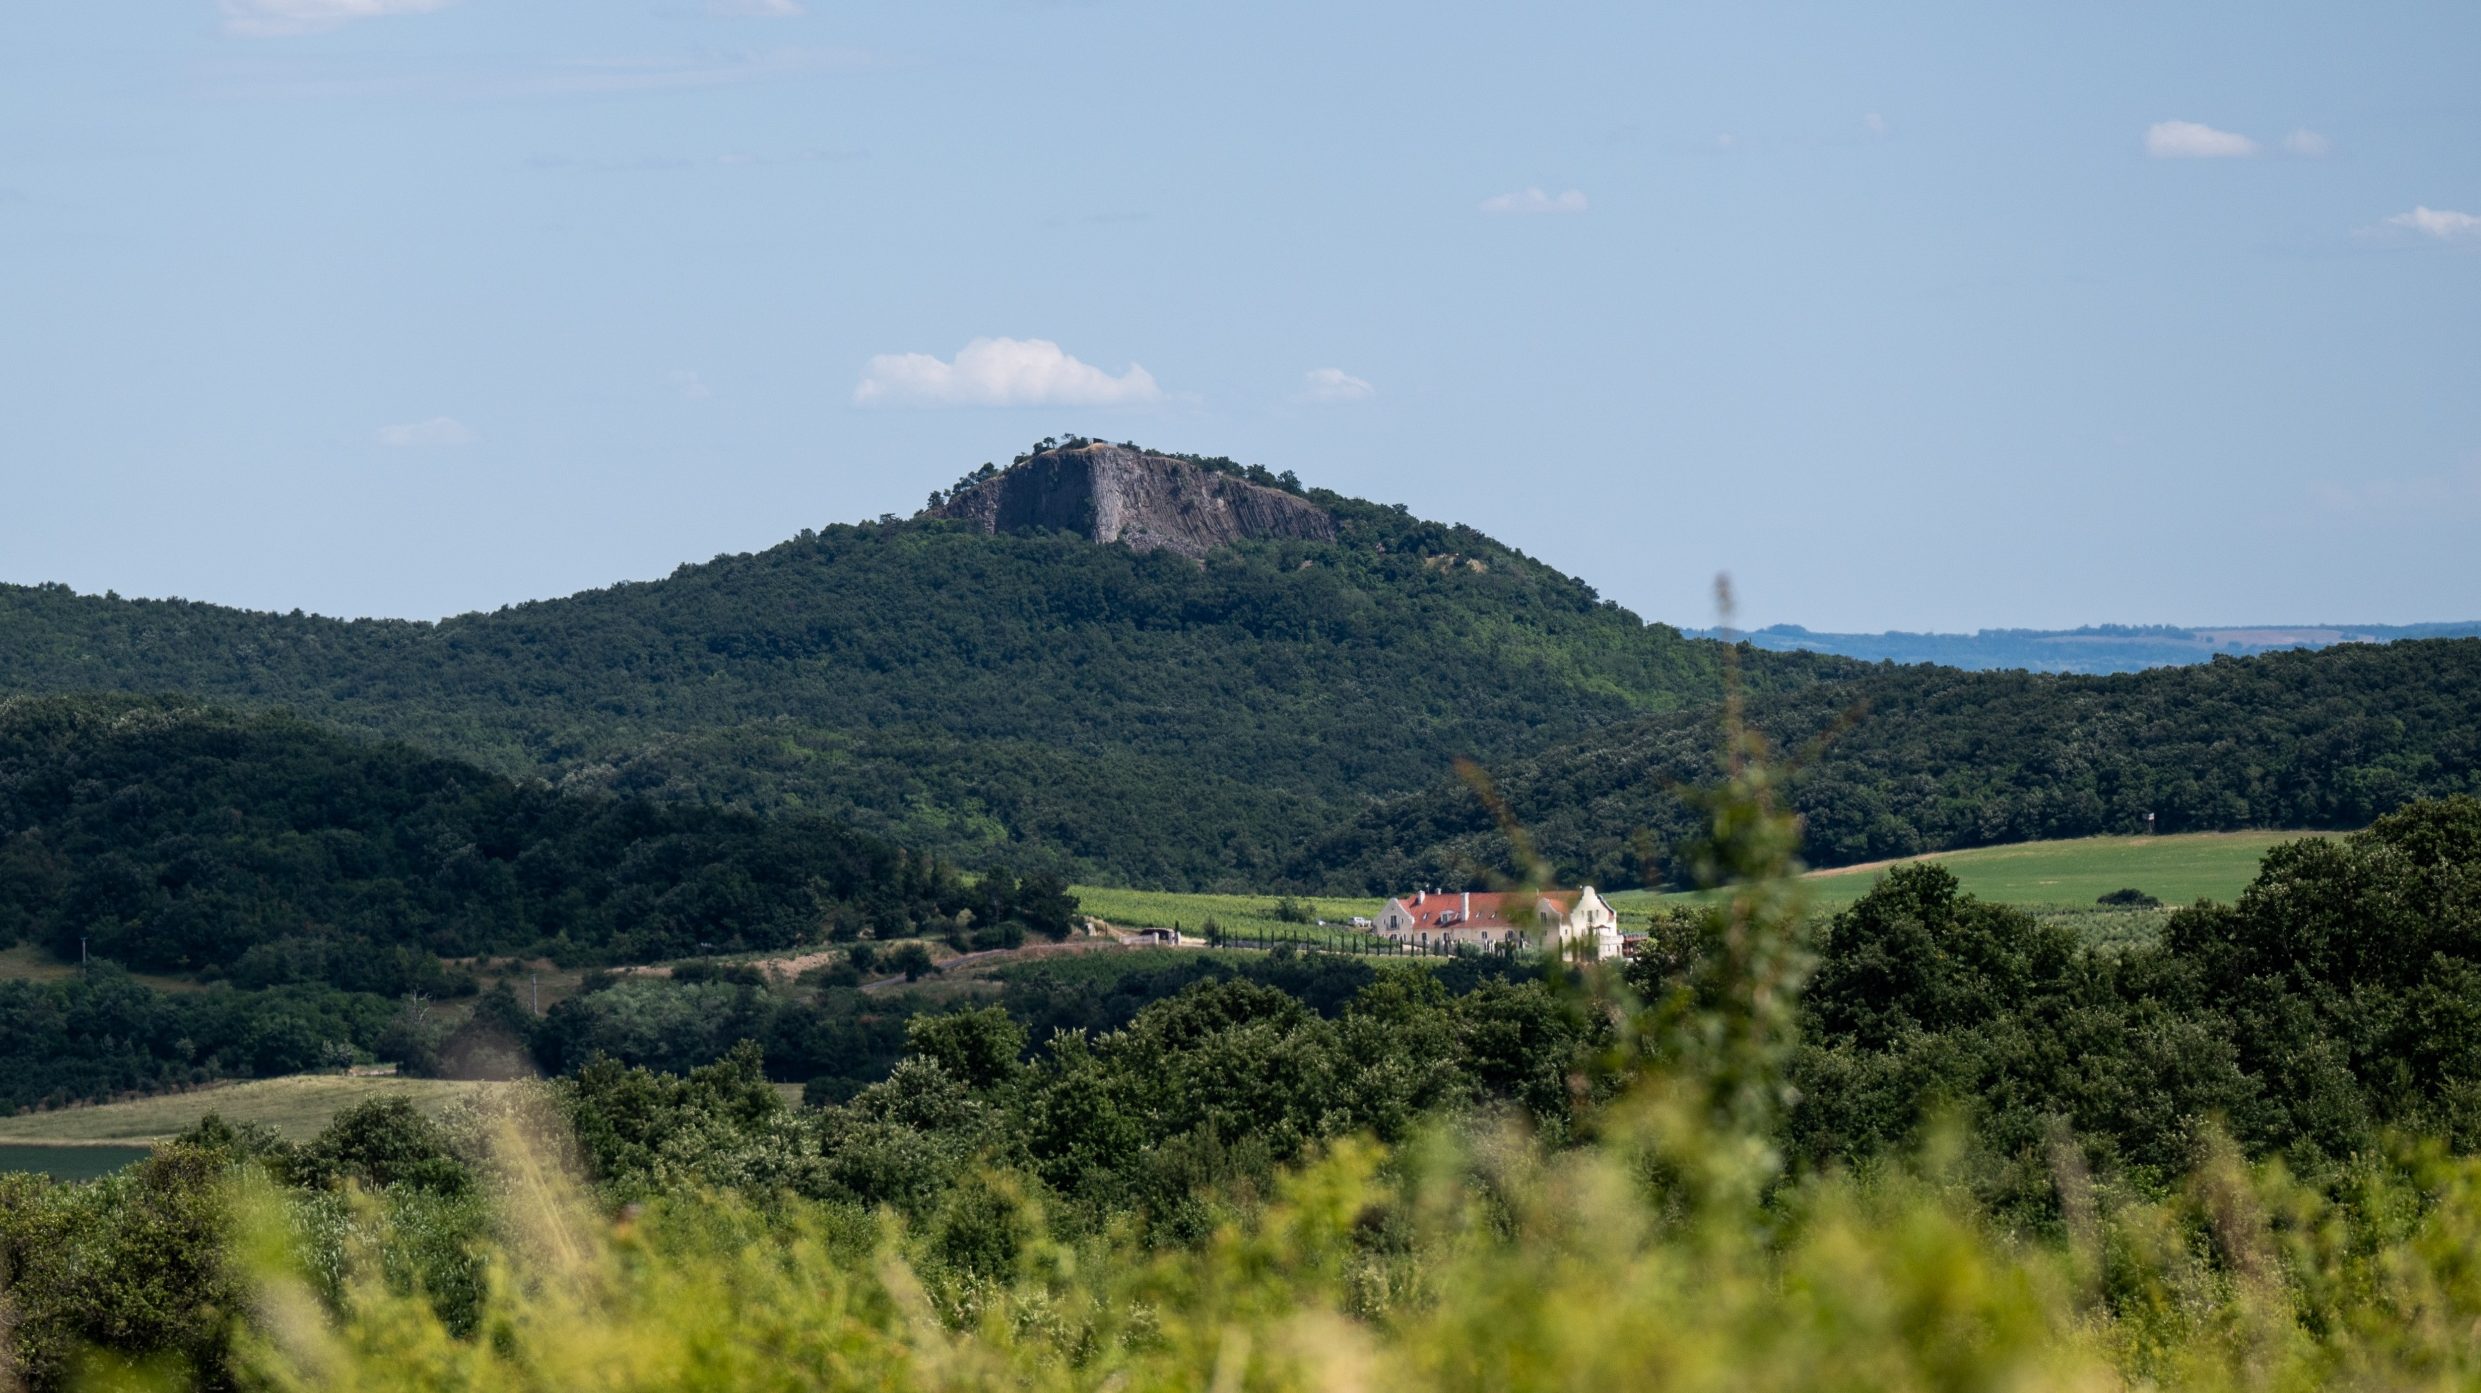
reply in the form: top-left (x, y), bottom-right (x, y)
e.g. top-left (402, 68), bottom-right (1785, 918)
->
top-left (1300, 639), bottom-right (2481, 892)
top-left (0, 695), bottom-right (1057, 986)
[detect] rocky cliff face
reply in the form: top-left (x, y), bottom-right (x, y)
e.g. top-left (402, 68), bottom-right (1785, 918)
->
top-left (931, 444), bottom-right (1337, 559)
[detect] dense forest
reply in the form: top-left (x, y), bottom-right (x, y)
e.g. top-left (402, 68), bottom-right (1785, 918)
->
top-left (524, 945), bottom-right (1504, 1099)
top-left (1304, 636), bottom-right (2481, 891)
top-left (0, 969), bottom-right (398, 1112)
top-left (0, 695), bottom-right (1085, 1111)
top-left (0, 696), bottom-right (1075, 984)
top-left (6, 792), bottom-right (2481, 1389)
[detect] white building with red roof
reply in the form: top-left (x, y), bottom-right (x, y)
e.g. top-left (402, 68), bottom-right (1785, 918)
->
top-left (1370, 886), bottom-right (1622, 960)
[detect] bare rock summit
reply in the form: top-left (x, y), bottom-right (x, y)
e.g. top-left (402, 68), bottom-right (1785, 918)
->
top-left (931, 443), bottom-right (1337, 559)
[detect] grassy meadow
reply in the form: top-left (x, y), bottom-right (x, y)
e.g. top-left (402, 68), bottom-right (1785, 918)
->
top-left (0, 941), bottom-right (212, 994)
top-left (0, 1075), bottom-right (504, 1146)
top-left (1071, 830), bottom-right (2314, 952)
top-left (1612, 828), bottom-right (2317, 914)
top-left (1071, 884), bottom-right (1388, 943)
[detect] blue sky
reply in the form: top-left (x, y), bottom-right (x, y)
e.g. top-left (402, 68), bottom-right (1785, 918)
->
top-left (2, 2), bottom-right (2475, 631)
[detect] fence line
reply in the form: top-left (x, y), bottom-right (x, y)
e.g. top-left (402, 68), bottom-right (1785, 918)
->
top-left (1199, 931), bottom-right (1529, 960)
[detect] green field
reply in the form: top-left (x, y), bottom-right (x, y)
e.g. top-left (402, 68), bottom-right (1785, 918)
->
top-left (0, 943), bottom-right (75, 983)
top-left (0, 1075), bottom-right (508, 1146)
top-left (0, 942), bottom-right (211, 994)
top-left (1072, 885), bottom-right (1389, 944)
top-left (1610, 829), bottom-right (2324, 915)
top-left (1076, 830), bottom-right (2318, 945)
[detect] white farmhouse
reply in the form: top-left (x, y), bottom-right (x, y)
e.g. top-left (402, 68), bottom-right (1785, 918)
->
top-left (1371, 887), bottom-right (1623, 961)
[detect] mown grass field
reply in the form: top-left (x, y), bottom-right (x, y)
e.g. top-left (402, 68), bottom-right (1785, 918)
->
top-left (0, 1075), bottom-right (508, 1146)
top-left (1075, 831), bottom-right (2319, 947)
top-left (0, 942), bottom-right (213, 993)
top-left (1071, 885), bottom-right (1388, 944)
top-left (0, 943), bottom-right (74, 983)
top-left (1611, 828), bottom-right (2322, 914)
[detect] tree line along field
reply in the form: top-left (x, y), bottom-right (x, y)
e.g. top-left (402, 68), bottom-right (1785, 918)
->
top-left (1076, 829), bottom-right (2313, 943)
top-left (0, 829), bottom-right (2294, 1151)
top-left (0, 803), bottom-right (2314, 1131)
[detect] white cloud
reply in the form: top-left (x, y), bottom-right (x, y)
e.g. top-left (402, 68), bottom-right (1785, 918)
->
top-left (1862, 112), bottom-right (1888, 137)
top-left (221, 0), bottom-right (455, 37)
top-left (1479, 187), bottom-right (1588, 215)
top-left (1300, 368), bottom-right (1375, 404)
top-left (2144, 120), bottom-right (2259, 159)
top-left (2384, 206), bottom-right (2481, 240)
top-left (852, 338), bottom-right (1162, 409)
top-left (374, 416), bottom-right (475, 448)
top-left (708, 0), bottom-right (804, 13)
top-left (2282, 128), bottom-right (2333, 157)
top-left (670, 370), bottom-right (713, 401)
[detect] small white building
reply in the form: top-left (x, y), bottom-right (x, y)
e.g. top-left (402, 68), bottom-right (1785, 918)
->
top-left (1372, 887), bottom-right (1623, 961)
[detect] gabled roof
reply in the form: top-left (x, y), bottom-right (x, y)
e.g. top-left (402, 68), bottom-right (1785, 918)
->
top-left (1380, 890), bottom-right (1579, 932)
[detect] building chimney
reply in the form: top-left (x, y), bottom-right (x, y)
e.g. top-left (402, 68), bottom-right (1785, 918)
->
top-left (1461, 891), bottom-right (1471, 917)
top-left (1415, 889), bottom-right (1424, 906)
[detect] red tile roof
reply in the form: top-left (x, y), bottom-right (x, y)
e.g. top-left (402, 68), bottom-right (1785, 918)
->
top-left (1381, 890), bottom-right (1578, 932)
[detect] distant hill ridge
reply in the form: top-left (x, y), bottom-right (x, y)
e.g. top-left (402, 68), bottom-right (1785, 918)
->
top-left (1695, 621), bottom-right (2481, 674)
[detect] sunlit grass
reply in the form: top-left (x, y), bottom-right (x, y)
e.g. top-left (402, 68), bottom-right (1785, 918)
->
top-left (1611, 828), bottom-right (2320, 914)
top-left (1071, 885), bottom-right (1389, 946)
top-left (0, 941), bottom-right (215, 994)
top-left (0, 1076), bottom-right (506, 1146)
top-left (212, 1051), bottom-right (2481, 1393)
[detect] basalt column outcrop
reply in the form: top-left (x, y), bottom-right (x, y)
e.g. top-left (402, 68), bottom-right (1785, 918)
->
top-left (933, 444), bottom-right (1337, 559)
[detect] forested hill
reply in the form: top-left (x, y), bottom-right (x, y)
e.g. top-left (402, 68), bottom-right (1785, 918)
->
top-left (1299, 638), bottom-right (2481, 892)
top-left (0, 448), bottom-right (1780, 888)
top-left (0, 695), bottom-right (1066, 990)
top-left (7, 444), bottom-right (2475, 894)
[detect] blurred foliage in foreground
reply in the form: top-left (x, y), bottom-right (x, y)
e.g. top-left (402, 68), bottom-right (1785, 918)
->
top-left (7, 784), bottom-right (2481, 1389)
